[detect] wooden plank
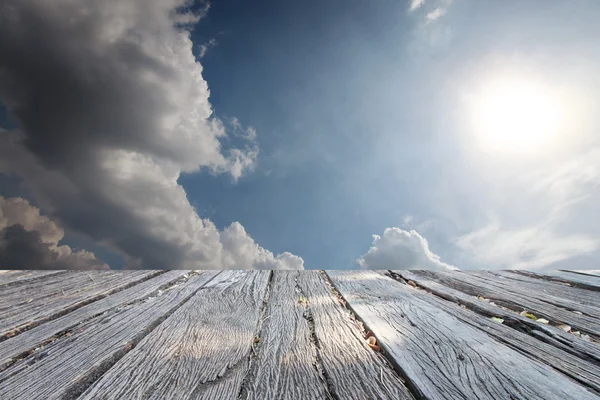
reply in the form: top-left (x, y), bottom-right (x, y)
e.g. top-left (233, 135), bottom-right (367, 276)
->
top-left (515, 270), bottom-right (600, 292)
top-left (482, 270), bottom-right (600, 309)
top-left (391, 270), bottom-right (600, 393)
top-left (242, 270), bottom-right (413, 400)
top-left (0, 270), bottom-right (162, 339)
top-left (467, 270), bottom-right (600, 319)
top-left (241, 270), bottom-right (330, 399)
top-left (421, 270), bottom-right (600, 340)
top-left (0, 271), bottom-right (221, 400)
top-left (326, 270), bottom-right (599, 400)
top-left (0, 270), bottom-right (190, 367)
top-left (78, 271), bottom-right (270, 400)
top-left (570, 270), bottom-right (600, 278)
top-left (0, 270), bottom-right (68, 286)
top-left (394, 270), bottom-right (600, 365)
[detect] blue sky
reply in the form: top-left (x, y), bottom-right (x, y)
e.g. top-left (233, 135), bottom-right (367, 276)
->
top-left (181, 0), bottom-right (600, 269)
top-left (1, 0), bottom-right (600, 270)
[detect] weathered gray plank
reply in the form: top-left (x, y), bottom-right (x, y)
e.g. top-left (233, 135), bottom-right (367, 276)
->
top-left (0, 271), bottom-right (220, 400)
top-left (423, 270), bottom-right (600, 339)
top-left (391, 270), bottom-right (600, 393)
top-left (242, 270), bottom-right (330, 399)
top-left (0, 270), bottom-right (190, 367)
top-left (243, 270), bottom-right (413, 400)
top-left (394, 270), bottom-right (600, 365)
top-left (0, 270), bottom-right (161, 338)
top-left (571, 270), bottom-right (600, 278)
top-left (327, 270), bottom-right (599, 400)
top-left (0, 270), bottom-right (68, 286)
top-left (78, 271), bottom-right (270, 400)
top-left (482, 270), bottom-right (600, 309)
top-left (515, 270), bottom-right (600, 292)
top-left (467, 270), bottom-right (600, 319)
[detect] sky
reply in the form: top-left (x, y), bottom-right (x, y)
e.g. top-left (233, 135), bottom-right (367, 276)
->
top-left (1, 0), bottom-right (600, 270)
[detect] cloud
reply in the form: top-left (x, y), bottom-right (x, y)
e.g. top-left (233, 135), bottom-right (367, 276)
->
top-left (0, 0), bottom-right (303, 270)
top-left (456, 222), bottom-right (598, 270)
top-left (402, 214), bottom-right (436, 232)
top-left (198, 38), bottom-right (218, 58)
top-left (0, 196), bottom-right (108, 269)
top-left (358, 227), bottom-right (457, 270)
top-left (456, 147), bottom-right (600, 270)
top-left (409, 0), bottom-right (425, 12)
top-left (425, 8), bottom-right (446, 23)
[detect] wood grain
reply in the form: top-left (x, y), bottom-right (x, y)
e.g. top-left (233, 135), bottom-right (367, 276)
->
top-left (0, 271), bottom-right (220, 400)
top-left (390, 270), bottom-right (600, 394)
top-left (419, 270), bottom-right (600, 339)
top-left (515, 270), bottom-right (600, 292)
top-left (481, 270), bottom-right (600, 309)
top-left (0, 270), bottom-right (68, 287)
top-left (0, 270), bottom-right (161, 338)
top-left (243, 270), bottom-right (414, 400)
top-left (79, 270), bottom-right (270, 400)
top-left (0, 270), bottom-right (190, 367)
top-left (327, 270), bottom-right (600, 400)
top-left (394, 270), bottom-right (600, 365)
top-left (241, 270), bottom-right (331, 399)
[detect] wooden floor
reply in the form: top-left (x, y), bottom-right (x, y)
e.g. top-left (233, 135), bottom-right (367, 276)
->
top-left (1, 269), bottom-right (599, 399)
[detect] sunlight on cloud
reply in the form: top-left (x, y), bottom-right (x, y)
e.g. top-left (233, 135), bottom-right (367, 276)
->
top-left (425, 8), bottom-right (446, 23)
top-left (0, 0), bottom-right (302, 270)
top-left (409, 0), bottom-right (425, 12)
top-left (0, 196), bottom-right (108, 269)
top-left (452, 55), bottom-right (600, 270)
top-left (456, 221), bottom-right (598, 270)
top-left (358, 227), bottom-right (457, 270)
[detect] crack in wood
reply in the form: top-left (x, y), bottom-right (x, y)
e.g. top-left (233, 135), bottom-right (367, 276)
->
top-left (0, 271), bottom-right (166, 343)
top-left (0, 271), bottom-right (199, 373)
top-left (56, 271), bottom-right (221, 400)
top-left (296, 275), bottom-right (338, 400)
top-left (385, 270), bottom-right (600, 395)
top-left (320, 271), bottom-right (426, 400)
top-left (236, 270), bottom-right (274, 400)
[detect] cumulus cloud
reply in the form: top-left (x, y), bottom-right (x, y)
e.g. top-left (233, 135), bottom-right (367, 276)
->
top-left (358, 227), bottom-right (457, 270)
top-left (0, 0), bottom-right (303, 270)
top-left (0, 196), bottom-right (108, 269)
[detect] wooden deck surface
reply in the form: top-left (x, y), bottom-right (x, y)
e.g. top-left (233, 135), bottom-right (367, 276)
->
top-left (0, 269), bottom-right (599, 399)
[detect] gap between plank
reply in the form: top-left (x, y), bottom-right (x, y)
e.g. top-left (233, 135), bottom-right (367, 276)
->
top-left (320, 271), bottom-right (426, 400)
top-left (58, 271), bottom-right (222, 400)
top-left (0, 271), bottom-right (166, 343)
top-left (385, 271), bottom-right (600, 366)
top-left (1, 271), bottom-right (195, 372)
top-left (295, 274), bottom-right (339, 400)
top-left (237, 270), bottom-right (274, 399)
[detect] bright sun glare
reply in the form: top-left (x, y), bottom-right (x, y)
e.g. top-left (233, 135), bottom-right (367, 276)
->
top-left (470, 78), bottom-right (564, 154)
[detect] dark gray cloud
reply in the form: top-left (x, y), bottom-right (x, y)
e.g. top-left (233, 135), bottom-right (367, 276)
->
top-left (0, 224), bottom-right (106, 270)
top-left (0, 0), bottom-right (302, 270)
top-left (0, 196), bottom-right (108, 269)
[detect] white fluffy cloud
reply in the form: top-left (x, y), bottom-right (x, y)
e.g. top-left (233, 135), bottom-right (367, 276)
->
top-left (358, 227), bottom-right (456, 270)
top-left (0, 196), bottom-right (108, 269)
top-left (0, 0), bottom-right (303, 270)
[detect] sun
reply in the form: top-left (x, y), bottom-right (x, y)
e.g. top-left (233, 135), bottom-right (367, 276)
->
top-left (468, 77), bottom-right (564, 154)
